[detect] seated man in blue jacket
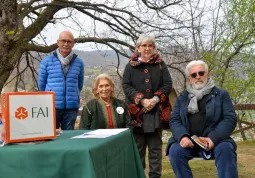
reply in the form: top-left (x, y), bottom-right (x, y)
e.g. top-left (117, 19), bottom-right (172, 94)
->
top-left (166, 60), bottom-right (238, 178)
top-left (38, 31), bottom-right (84, 130)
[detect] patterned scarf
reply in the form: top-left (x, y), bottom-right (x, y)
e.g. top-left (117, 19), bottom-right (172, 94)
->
top-left (56, 48), bottom-right (74, 75)
top-left (129, 53), bottom-right (163, 66)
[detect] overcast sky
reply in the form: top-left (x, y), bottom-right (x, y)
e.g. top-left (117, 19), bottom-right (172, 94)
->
top-left (34, 0), bottom-right (220, 52)
top-left (38, 17), bottom-right (100, 51)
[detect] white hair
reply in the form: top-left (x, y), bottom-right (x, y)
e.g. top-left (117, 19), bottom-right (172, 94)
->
top-left (135, 34), bottom-right (157, 51)
top-left (185, 60), bottom-right (208, 77)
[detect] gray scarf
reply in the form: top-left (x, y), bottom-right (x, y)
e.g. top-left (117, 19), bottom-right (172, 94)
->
top-left (186, 78), bottom-right (215, 114)
top-left (56, 48), bottom-right (74, 75)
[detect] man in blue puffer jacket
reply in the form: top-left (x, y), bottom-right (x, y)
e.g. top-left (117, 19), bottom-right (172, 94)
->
top-left (38, 31), bottom-right (84, 130)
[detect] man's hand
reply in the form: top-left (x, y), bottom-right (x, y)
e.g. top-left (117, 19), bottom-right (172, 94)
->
top-left (180, 136), bottom-right (194, 148)
top-left (199, 137), bottom-right (214, 151)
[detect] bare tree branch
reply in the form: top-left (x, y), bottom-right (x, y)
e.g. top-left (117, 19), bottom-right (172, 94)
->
top-left (26, 37), bottom-right (135, 56)
top-left (141, 0), bottom-right (183, 10)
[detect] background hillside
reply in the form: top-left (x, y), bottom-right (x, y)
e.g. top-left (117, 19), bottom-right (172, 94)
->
top-left (3, 50), bottom-right (130, 99)
top-left (17, 49), bottom-right (130, 70)
top-left (74, 50), bottom-right (129, 68)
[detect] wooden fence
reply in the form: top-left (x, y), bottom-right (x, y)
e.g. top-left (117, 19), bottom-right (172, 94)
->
top-left (233, 104), bottom-right (255, 137)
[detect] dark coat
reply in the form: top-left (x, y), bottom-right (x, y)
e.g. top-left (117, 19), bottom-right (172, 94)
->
top-left (79, 98), bottom-right (130, 129)
top-left (166, 87), bottom-right (237, 155)
top-left (122, 54), bottom-right (172, 133)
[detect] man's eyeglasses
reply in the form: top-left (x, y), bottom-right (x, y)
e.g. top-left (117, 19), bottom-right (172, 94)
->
top-left (58, 39), bottom-right (74, 44)
top-left (140, 44), bottom-right (154, 49)
top-left (190, 71), bottom-right (206, 78)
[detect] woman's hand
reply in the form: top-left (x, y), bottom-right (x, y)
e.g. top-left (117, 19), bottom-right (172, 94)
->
top-left (141, 98), bottom-right (150, 108)
top-left (141, 98), bottom-right (156, 112)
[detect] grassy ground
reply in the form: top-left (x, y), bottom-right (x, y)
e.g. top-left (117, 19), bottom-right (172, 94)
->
top-left (145, 140), bottom-right (255, 178)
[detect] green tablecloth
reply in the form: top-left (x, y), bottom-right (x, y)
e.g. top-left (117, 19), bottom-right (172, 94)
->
top-left (0, 129), bottom-right (145, 178)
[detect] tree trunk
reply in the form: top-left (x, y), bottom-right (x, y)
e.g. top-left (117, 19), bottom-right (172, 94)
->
top-left (0, 0), bottom-right (18, 92)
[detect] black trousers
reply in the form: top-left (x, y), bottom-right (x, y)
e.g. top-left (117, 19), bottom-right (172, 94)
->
top-left (133, 129), bottom-right (162, 178)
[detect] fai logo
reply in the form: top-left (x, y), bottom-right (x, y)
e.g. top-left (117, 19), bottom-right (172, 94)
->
top-left (14, 106), bottom-right (49, 120)
top-left (15, 107), bottom-right (28, 120)
top-left (15, 107), bottom-right (49, 120)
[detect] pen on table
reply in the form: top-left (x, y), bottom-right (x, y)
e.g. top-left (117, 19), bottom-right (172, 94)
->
top-left (83, 133), bottom-right (91, 135)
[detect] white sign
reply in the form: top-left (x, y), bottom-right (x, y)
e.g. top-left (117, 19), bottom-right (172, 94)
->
top-left (1, 92), bottom-right (56, 143)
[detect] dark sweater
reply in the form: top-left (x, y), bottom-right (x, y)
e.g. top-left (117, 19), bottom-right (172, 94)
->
top-left (188, 95), bottom-right (208, 136)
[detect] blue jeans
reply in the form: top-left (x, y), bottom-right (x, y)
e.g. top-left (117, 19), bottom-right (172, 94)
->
top-left (56, 109), bottom-right (78, 130)
top-left (168, 141), bottom-right (238, 178)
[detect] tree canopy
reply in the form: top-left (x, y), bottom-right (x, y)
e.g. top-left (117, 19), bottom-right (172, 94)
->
top-left (0, 0), bottom-right (255, 104)
top-left (0, 0), bottom-right (186, 92)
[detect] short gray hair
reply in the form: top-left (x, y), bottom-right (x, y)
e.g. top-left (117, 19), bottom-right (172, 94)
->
top-left (185, 60), bottom-right (208, 77)
top-left (136, 34), bottom-right (157, 51)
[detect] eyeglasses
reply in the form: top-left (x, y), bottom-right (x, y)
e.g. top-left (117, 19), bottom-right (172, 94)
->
top-left (140, 44), bottom-right (154, 49)
top-left (58, 39), bottom-right (74, 44)
top-left (190, 71), bottom-right (206, 78)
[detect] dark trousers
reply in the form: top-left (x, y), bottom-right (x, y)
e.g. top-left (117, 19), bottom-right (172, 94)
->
top-left (133, 129), bottom-right (162, 178)
top-left (56, 109), bottom-right (78, 130)
top-left (168, 141), bottom-right (238, 178)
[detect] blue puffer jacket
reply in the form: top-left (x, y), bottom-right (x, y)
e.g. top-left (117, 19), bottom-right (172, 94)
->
top-left (166, 87), bottom-right (237, 155)
top-left (38, 51), bottom-right (84, 109)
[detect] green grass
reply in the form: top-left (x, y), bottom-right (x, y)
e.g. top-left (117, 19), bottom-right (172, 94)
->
top-left (85, 68), bottom-right (102, 75)
top-left (145, 141), bottom-right (255, 178)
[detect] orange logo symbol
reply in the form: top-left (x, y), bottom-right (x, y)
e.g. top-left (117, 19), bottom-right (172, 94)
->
top-left (15, 107), bottom-right (28, 120)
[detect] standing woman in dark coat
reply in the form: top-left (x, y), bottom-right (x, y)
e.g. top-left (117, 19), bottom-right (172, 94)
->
top-left (79, 74), bottom-right (130, 129)
top-left (122, 34), bottom-right (172, 178)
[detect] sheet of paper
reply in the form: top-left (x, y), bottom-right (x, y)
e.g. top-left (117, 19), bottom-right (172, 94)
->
top-left (72, 134), bottom-right (111, 138)
top-left (87, 128), bottom-right (128, 135)
top-left (71, 128), bottom-right (128, 139)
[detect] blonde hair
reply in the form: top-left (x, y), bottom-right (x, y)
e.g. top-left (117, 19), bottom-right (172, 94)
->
top-left (92, 74), bottom-right (115, 98)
